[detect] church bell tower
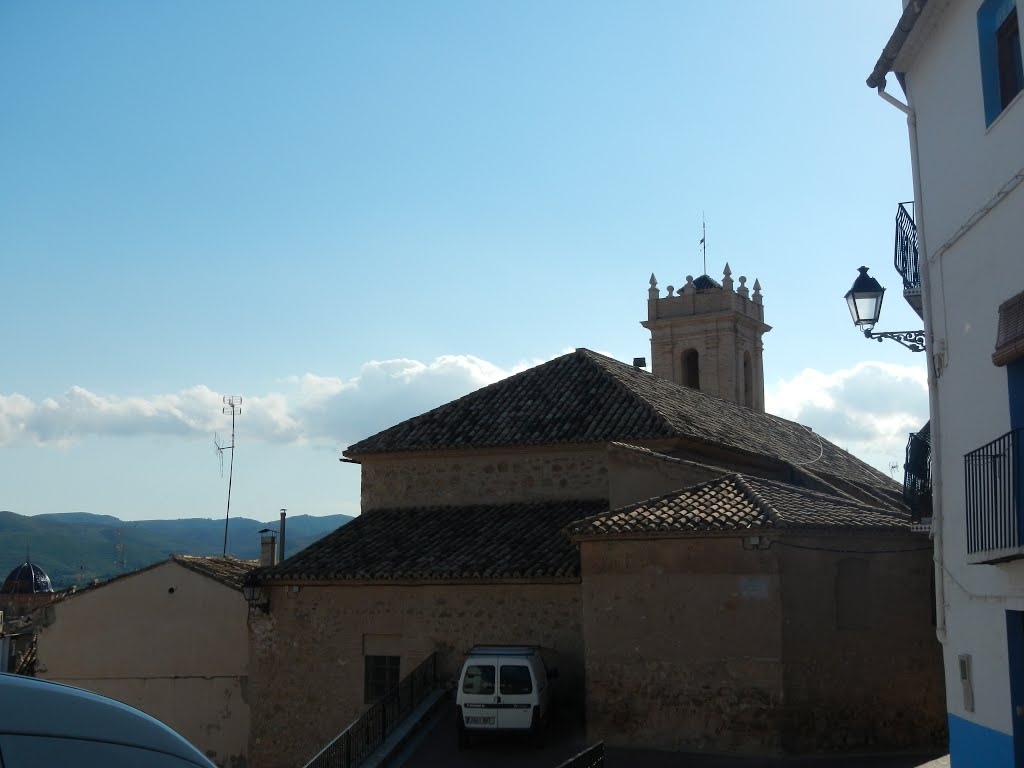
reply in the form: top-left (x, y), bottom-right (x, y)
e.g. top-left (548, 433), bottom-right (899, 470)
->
top-left (641, 264), bottom-right (771, 411)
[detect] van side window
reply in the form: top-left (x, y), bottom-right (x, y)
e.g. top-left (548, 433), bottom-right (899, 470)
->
top-left (499, 664), bottom-right (533, 695)
top-left (462, 664), bottom-right (495, 694)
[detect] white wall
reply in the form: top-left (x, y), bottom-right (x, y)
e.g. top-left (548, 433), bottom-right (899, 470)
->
top-left (35, 560), bottom-right (251, 767)
top-left (904, 0), bottom-right (1024, 739)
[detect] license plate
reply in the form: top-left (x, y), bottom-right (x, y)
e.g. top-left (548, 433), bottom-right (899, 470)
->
top-left (465, 716), bottom-right (495, 725)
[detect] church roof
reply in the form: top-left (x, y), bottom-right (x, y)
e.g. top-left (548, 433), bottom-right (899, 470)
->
top-left (691, 274), bottom-right (722, 290)
top-left (344, 348), bottom-right (894, 494)
top-left (1, 561), bottom-right (54, 595)
top-left (567, 474), bottom-right (915, 538)
top-left (260, 499), bottom-right (606, 583)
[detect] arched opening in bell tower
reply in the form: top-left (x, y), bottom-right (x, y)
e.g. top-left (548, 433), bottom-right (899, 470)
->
top-left (682, 349), bottom-right (700, 390)
top-left (743, 351), bottom-right (753, 408)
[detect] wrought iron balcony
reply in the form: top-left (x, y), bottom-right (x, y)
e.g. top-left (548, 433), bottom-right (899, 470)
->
top-left (894, 202), bottom-right (924, 318)
top-left (965, 429), bottom-right (1024, 563)
top-left (903, 422), bottom-right (931, 523)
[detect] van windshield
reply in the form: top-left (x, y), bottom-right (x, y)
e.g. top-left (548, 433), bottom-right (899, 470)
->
top-left (499, 664), bottom-right (533, 695)
top-left (462, 664), bottom-right (495, 695)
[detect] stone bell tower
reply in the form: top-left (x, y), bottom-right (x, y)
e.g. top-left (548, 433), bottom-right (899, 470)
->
top-left (641, 264), bottom-right (771, 411)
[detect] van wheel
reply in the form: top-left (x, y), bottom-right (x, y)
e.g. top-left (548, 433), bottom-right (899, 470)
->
top-left (530, 707), bottom-right (546, 748)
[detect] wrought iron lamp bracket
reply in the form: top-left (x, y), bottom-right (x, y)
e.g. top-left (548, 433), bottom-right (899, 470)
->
top-left (863, 329), bottom-right (926, 353)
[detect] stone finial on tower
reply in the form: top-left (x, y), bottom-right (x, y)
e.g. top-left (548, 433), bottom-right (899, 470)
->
top-left (640, 262), bottom-right (771, 412)
top-left (649, 274), bottom-right (659, 300)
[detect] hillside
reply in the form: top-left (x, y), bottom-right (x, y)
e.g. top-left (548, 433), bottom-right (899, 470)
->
top-left (0, 511), bottom-right (352, 588)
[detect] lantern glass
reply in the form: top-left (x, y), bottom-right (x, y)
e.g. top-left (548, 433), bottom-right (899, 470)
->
top-left (845, 266), bottom-right (885, 329)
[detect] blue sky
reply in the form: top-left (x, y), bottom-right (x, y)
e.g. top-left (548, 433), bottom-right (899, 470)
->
top-left (0, 2), bottom-right (928, 524)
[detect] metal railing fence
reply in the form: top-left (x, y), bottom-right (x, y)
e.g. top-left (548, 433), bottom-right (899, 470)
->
top-left (894, 201), bottom-right (920, 290)
top-left (304, 653), bottom-right (439, 768)
top-left (966, 429), bottom-right (1024, 555)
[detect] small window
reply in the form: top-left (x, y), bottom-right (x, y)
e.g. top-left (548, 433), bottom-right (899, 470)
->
top-left (499, 664), bottom-right (533, 695)
top-left (979, 0), bottom-right (1023, 125)
top-left (364, 655), bottom-right (400, 703)
top-left (461, 664), bottom-right (495, 695)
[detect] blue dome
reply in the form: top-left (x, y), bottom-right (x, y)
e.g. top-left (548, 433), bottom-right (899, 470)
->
top-left (2, 562), bottom-right (54, 595)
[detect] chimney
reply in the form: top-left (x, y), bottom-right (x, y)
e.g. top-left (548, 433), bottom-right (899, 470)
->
top-left (278, 509), bottom-right (287, 563)
top-left (633, 357), bottom-right (647, 369)
top-left (258, 528), bottom-right (277, 568)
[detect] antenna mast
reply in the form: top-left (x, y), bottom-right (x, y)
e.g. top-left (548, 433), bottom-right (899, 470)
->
top-left (216, 395), bottom-right (242, 557)
top-left (700, 212), bottom-right (707, 275)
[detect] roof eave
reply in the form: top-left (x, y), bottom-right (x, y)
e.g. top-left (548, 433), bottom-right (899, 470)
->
top-left (866, 0), bottom-right (931, 89)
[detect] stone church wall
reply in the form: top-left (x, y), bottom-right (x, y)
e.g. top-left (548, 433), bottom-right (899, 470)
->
top-left (247, 581), bottom-right (582, 768)
top-left (778, 534), bottom-right (947, 751)
top-left (359, 446), bottom-right (609, 511)
top-left (580, 537), bottom-right (786, 753)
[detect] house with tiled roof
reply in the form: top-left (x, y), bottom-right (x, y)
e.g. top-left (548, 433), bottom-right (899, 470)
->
top-left (33, 555), bottom-right (258, 768)
top-left (246, 266), bottom-right (945, 766)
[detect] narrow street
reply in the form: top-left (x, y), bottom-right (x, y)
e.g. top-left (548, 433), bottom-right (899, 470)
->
top-left (396, 705), bottom-right (949, 768)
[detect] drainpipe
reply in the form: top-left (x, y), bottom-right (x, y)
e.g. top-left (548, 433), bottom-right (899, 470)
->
top-left (877, 81), bottom-right (947, 644)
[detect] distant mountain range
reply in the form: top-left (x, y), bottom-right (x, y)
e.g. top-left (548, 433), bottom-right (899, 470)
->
top-left (0, 511), bottom-right (352, 589)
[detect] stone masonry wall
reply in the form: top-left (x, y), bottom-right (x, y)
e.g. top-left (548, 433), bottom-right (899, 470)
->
top-left (778, 535), bottom-right (947, 752)
top-left (359, 446), bottom-right (609, 511)
top-left (580, 537), bottom-right (785, 754)
top-left (247, 582), bottom-right (582, 768)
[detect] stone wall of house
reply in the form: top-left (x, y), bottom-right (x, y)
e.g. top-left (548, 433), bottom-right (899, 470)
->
top-left (359, 446), bottom-right (610, 511)
top-left (580, 537), bottom-right (785, 753)
top-left (778, 534), bottom-right (947, 752)
top-left (247, 581), bottom-right (582, 768)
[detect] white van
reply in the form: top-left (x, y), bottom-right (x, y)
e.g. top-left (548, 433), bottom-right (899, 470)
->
top-left (455, 645), bottom-right (557, 747)
top-left (0, 673), bottom-right (216, 767)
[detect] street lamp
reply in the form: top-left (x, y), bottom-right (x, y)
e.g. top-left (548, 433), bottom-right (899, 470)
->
top-left (242, 574), bottom-right (269, 613)
top-left (845, 266), bottom-right (926, 352)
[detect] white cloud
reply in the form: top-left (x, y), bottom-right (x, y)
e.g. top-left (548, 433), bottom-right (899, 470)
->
top-left (0, 355), bottom-right (517, 449)
top-left (2, 356), bottom-right (931, 479)
top-left (766, 361), bottom-right (929, 475)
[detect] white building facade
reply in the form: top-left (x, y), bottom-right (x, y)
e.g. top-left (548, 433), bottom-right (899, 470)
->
top-left (868, 0), bottom-right (1024, 765)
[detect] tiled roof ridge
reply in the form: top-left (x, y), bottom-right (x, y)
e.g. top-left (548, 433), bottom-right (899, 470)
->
top-left (581, 348), bottom-right (749, 418)
top-left (573, 349), bottom-right (680, 433)
top-left (731, 473), bottom-right (780, 526)
top-left (742, 475), bottom-right (911, 522)
top-left (565, 472), bottom-right (745, 537)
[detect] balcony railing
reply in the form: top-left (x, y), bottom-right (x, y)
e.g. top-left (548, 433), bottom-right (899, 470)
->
top-left (894, 202), bottom-right (920, 291)
top-left (304, 653), bottom-right (439, 768)
top-left (904, 422), bottom-right (932, 523)
top-left (965, 429), bottom-right (1024, 561)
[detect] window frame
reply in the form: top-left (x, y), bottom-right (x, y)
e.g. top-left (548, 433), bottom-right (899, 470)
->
top-left (979, 0), bottom-right (1023, 126)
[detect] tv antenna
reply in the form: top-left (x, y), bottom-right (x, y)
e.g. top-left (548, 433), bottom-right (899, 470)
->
top-left (215, 395), bottom-right (242, 557)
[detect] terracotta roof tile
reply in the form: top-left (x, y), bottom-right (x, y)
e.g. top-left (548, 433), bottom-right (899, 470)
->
top-left (170, 555), bottom-right (259, 589)
top-left (262, 500), bottom-right (606, 583)
top-left (567, 475), bottom-right (912, 538)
